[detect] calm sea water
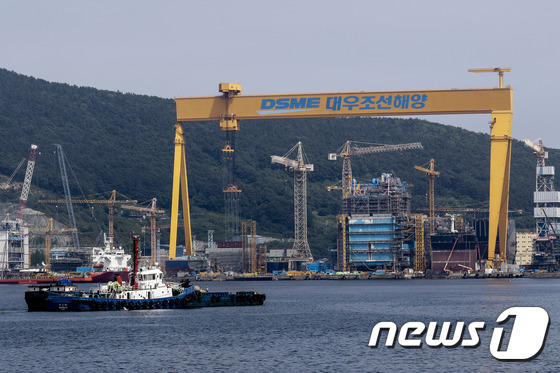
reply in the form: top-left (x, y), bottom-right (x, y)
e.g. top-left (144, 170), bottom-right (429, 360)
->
top-left (0, 278), bottom-right (558, 372)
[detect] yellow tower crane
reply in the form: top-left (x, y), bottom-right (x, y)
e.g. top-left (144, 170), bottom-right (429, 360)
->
top-left (121, 199), bottom-right (165, 265)
top-left (28, 218), bottom-right (77, 270)
top-left (414, 159), bottom-right (440, 235)
top-left (172, 69), bottom-right (512, 268)
top-left (39, 190), bottom-right (137, 249)
top-left (468, 67), bottom-right (511, 89)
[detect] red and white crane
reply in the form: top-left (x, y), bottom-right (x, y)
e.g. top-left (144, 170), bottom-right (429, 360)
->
top-left (16, 144), bottom-right (38, 222)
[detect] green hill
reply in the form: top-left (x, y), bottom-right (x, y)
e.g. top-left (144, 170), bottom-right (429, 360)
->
top-left (0, 68), bottom-right (547, 258)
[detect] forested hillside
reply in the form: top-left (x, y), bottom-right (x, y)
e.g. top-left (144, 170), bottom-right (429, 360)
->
top-left (0, 69), bottom-right (551, 258)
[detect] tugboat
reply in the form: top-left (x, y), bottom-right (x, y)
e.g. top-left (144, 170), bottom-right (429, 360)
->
top-left (25, 235), bottom-right (265, 312)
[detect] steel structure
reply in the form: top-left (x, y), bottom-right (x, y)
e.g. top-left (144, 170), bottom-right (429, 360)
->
top-left (0, 220), bottom-right (29, 271)
top-left (27, 218), bottom-right (77, 270)
top-left (16, 145), bottom-right (38, 222)
top-left (39, 189), bottom-right (137, 250)
top-left (524, 138), bottom-right (560, 269)
top-left (121, 198), bottom-right (164, 265)
top-left (413, 214), bottom-right (426, 271)
top-left (328, 141), bottom-right (423, 197)
top-left (414, 159), bottom-right (440, 235)
top-left (336, 215), bottom-right (348, 271)
top-left (53, 144), bottom-right (80, 250)
top-left (241, 222), bottom-right (248, 273)
top-left (219, 84), bottom-right (242, 242)
top-left (258, 244), bottom-right (267, 274)
top-left (271, 142), bottom-right (314, 265)
top-left (342, 172), bottom-right (411, 217)
top-left (168, 124), bottom-right (193, 259)
top-left (222, 137), bottom-right (241, 241)
top-left (2, 157), bottom-right (26, 189)
top-left (524, 139), bottom-right (559, 237)
top-left (339, 173), bottom-right (412, 271)
top-left (250, 220), bottom-right (257, 273)
top-left (172, 70), bottom-right (513, 268)
top-left (207, 230), bottom-right (216, 249)
top-left (241, 221), bottom-right (258, 273)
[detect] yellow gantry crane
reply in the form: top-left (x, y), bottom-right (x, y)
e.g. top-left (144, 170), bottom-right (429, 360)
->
top-left (414, 159), bottom-right (440, 235)
top-left (171, 69), bottom-right (512, 268)
top-left (121, 198), bottom-right (165, 265)
top-left (39, 190), bottom-right (137, 249)
top-left (417, 207), bottom-right (523, 214)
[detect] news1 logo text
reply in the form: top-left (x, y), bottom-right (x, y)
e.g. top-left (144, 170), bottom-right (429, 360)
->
top-left (368, 307), bottom-right (549, 361)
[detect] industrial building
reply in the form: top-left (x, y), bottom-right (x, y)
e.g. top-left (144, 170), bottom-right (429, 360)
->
top-left (0, 219), bottom-right (29, 273)
top-left (515, 232), bottom-right (536, 266)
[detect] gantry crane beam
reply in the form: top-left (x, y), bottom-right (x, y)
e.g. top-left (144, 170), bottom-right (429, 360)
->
top-left (417, 207), bottom-right (522, 213)
top-left (176, 88), bottom-right (512, 121)
top-left (173, 76), bottom-right (513, 268)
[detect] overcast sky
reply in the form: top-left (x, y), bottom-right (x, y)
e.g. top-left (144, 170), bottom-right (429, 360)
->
top-left (1, 0), bottom-right (559, 148)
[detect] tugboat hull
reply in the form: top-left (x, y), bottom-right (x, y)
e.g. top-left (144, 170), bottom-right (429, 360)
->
top-left (25, 285), bottom-right (265, 312)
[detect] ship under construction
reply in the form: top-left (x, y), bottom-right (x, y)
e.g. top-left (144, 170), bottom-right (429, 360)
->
top-left (336, 172), bottom-right (426, 272)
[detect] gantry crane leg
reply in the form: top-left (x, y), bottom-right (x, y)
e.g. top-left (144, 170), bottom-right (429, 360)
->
top-left (170, 123), bottom-right (193, 259)
top-left (487, 110), bottom-right (512, 268)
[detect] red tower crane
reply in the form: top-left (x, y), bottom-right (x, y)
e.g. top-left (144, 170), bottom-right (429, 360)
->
top-left (16, 144), bottom-right (38, 222)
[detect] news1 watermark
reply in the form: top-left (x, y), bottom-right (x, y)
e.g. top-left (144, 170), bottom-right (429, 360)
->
top-left (368, 307), bottom-right (550, 361)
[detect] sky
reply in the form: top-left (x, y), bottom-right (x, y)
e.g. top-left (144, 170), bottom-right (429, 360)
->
top-left (1, 0), bottom-right (559, 147)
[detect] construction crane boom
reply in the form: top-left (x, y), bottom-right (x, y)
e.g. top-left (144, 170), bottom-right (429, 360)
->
top-left (328, 141), bottom-right (423, 197)
top-left (468, 67), bottom-right (511, 88)
top-left (52, 144), bottom-right (80, 250)
top-left (415, 159), bottom-right (440, 235)
top-left (2, 157), bottom-right (26, 188)
top-left (524, 138), bottom-right (548, 168)
top-left (121, 198), bottom-right (164, 265)
top-left (16, 145), bottom-right (38, 222)
top-left (28, 218), bottom-right (77, 269)
top-left (39, 190), bottom-right (137, 249)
